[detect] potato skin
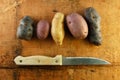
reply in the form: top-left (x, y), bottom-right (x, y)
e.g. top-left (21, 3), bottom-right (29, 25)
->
top-left (37, 20), bottom-right (50, 39)
top-left (84, 7), bottom-right (102, 46)
top-left (51, 12), bottom-right (65, 45)
top-left (17, 16), bottom-right (33, 40)
top-left (66, 13), bottom-right (88, 39)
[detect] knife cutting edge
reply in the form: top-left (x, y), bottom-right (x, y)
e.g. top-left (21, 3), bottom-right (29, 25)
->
top-left (14, 55), bottom-right (111, 65)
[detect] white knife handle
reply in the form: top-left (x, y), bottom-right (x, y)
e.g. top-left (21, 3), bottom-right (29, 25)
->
top-left (14, 55), bottom-right (62, 65)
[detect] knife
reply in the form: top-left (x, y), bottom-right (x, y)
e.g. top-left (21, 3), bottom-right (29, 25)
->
top-left (14, 55), bottom-right (110, 65)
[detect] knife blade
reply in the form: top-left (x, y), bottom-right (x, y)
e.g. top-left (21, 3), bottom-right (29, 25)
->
top-left (14, 55), bottom-right (110, 65)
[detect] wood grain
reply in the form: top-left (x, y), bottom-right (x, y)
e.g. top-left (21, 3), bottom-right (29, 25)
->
top-left (0, 0), bottom-right (21, 67)
top-left (4, 66), bottom-right (119, 80)
top-left (0, 69), bottom-right (18, 80)
top-left (0, 0), bottom-right (120, 79)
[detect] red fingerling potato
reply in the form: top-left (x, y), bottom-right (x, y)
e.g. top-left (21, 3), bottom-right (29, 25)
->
top-left (37, 20), bottom-right (50, 39)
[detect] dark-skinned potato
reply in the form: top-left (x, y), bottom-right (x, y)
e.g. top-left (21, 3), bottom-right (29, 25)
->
top-left (66, 13), bottom-right (88, 39)
top-left (84, 7), bottom-right (102, 46)
top-left (37, 20), bottom-right (50, 39)
top-left (17, 16), bottom-right (33, 40)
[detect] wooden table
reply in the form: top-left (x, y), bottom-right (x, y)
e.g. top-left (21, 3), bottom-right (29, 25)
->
top-left (0, 0), bottom-right (120, 80)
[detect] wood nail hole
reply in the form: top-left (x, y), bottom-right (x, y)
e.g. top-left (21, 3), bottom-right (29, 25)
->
top-left (53, 9), bottom-right (58, 12)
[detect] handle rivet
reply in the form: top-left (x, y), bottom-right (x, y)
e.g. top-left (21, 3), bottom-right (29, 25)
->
top-left (19, 60), bottom-right (22, 63)
top-left (38, 60), bottom-right (40, 63)
top-left (55, 60), bottom-right (58, 63)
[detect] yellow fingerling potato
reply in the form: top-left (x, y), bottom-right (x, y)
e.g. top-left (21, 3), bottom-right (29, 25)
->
top-left (51, 12), bottom-right (65, 45)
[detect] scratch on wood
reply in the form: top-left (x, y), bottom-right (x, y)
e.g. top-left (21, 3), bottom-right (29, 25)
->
top-left (67, 69), bottom-right (74, 80)
top-left (90, 69), bottom-right (96, 72)
top-left (14, 46), bottom-right (22, 56)
top-left (0, 0), bottom-right (24, 14)
top-left (13, 69), bottom-right (19, 80)
top-left (13, 40), bottom-right (23, 57)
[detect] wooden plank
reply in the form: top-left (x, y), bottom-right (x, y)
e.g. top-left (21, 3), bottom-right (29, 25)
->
top-left (0, 66), bottom-right (120, 80)
top-left (0, 0), bottom-right (120, 80)
top-left (16, 0), bottom-right (120, 65)
top-left (0, 69), bottom-right (18, 80)
top-left (73, 66), bottom-right (117, 80)
top-left (0, 0), bottom-right (119, 67)
top-left (0, 0), bottom-right (21, 67)
top-left (17, 66), bottom-right (120, 80)
top-left (18, 67), bottom-right (67, 80)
